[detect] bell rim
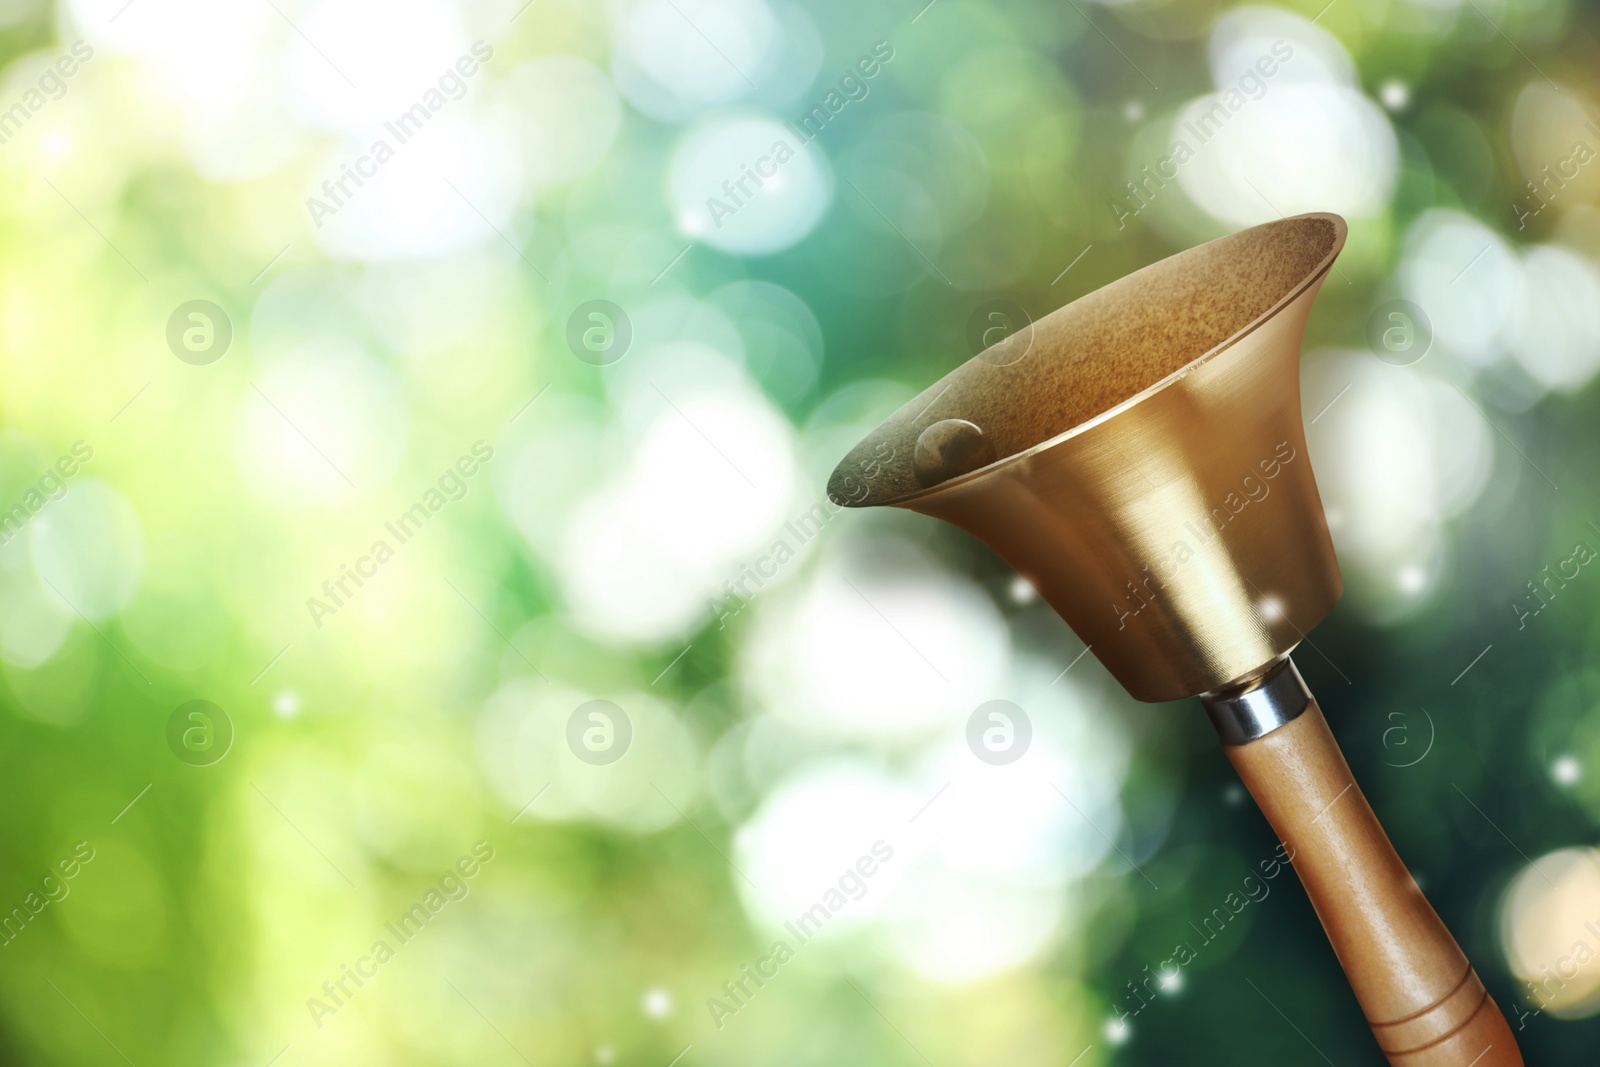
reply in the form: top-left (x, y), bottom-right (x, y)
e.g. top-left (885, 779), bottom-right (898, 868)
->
top-left (831, 210), bottom-right (1348, 511)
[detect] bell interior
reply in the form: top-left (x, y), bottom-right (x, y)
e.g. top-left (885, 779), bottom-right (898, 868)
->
top-left (829, 213), bottom-right (1345, 508)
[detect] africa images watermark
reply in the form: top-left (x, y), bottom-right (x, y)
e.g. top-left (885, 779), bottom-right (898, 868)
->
top-left (1111, 840), bottom-right (1295, 1029)
top-left (707, 440), bottom-right (895, 631)
top-left (0, 440), bottom-right (95, 547)
top-left (1512, 534), bottom-right (1595, 630)
top-left (0, 841), bottom-right (96, 948)
top-left (305, 441), bottom-right (493, 628)
top-left (306, 41), bottom-right (494, 229)
top-left (707, 496), bottom-right (841, 630)
top-left (705, 839), bottom-right (895, 1030)
top-left (0, 39), bottom-right (93, 147)
top-left (1114, 440), bottom-right (1298, 630)
top-left (702, 40), bottom-right (896, 231)
top-left (1513, 120), bottom-right (1599, 232)
top-left (1109, 39), bottom-right (1294, 230)
top-left (1513, 912), bottom-right (1600, 1031)
top-left (306, 841), bottom-right (496, 1028)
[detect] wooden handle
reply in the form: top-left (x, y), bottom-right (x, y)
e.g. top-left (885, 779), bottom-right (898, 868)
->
top-left (1225, 700), bottom-right (1523, 1066)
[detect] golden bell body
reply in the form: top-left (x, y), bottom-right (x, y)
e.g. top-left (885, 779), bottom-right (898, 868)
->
top-left (830, 213), bottom-right (1345, 701)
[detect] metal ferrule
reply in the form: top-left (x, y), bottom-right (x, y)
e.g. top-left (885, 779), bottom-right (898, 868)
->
top-left (1199, 657), bottom-right (1311, 746)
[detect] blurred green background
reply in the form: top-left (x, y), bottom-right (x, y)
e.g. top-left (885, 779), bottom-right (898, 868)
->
top-left (1, 0), bottom-right (1599, 1063)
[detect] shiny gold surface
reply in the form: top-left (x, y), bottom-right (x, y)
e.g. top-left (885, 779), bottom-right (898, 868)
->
top-left (829, 213), bottom-right (1348, 702)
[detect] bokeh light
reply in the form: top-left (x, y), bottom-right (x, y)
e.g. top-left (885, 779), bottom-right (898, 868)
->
top-left (1500, 848), bottom-right (1600, 1019)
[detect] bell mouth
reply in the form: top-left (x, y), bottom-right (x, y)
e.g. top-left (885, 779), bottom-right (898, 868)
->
top-left (829, 212), bottom-right (1347, 509)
